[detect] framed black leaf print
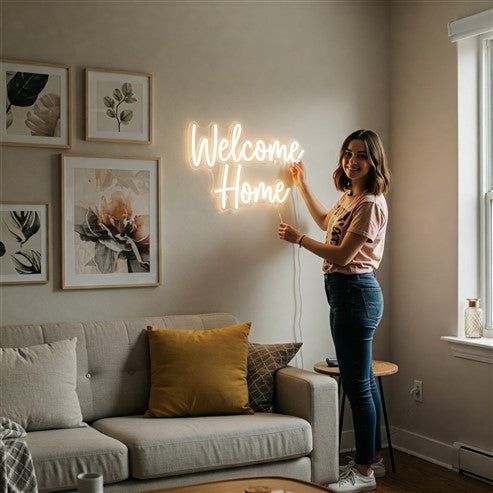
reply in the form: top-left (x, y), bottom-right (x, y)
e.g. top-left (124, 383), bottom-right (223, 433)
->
top-left (0, 202), bottom-right (50, 284)
top-left (1, 60), bottom-right (71, 148)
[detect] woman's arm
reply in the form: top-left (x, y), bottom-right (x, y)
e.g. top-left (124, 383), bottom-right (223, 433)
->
top-left (278, 223), bottom-right (367, 266)
top-left (291, 161), bottom-right (333, 230)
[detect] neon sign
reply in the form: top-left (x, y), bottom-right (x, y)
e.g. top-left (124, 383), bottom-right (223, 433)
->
top-left (188, 122), bottom-right (304, 210)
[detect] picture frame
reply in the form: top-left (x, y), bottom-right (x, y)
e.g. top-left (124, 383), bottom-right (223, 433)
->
top-left (0, 59), bottom-right (71, 148)
top-left (85, 68), bottom-right (153, 144)
top-left (0, 202), bottom-right (51, 284)
top-left (61, 154), bottom-right (161, 289)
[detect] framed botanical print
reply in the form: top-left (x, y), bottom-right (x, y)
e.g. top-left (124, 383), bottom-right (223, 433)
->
top-left (85, 68), bottom-right (152, 144)
top-left (0, 202), bottom-right (50, 284)
top-left (61, 154), bottom-right (161, 289)
top-left (1, 59), bottom-right (71, 148)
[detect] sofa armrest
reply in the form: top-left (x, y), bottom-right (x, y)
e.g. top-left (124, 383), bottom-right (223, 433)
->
top-left (274, 366), bottom-right (338, 484)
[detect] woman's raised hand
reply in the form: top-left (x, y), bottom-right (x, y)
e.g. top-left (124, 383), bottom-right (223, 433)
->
top-left (290, 160), bottom-right (305, 188)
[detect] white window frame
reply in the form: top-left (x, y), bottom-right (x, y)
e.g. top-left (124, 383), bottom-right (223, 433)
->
top-left (441, 9), bottom-right (493, 363)
top-left (484, 38), bottom-right (493, 334)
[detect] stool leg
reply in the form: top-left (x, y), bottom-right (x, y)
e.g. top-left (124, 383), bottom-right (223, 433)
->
top-left (378, 376), bottom-right (396, 473)
top-left (338, 377), bottom-right (345, 447)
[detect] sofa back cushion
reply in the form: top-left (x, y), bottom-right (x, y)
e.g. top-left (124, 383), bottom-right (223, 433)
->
top-left (0, 313), bottom-right (238, 422)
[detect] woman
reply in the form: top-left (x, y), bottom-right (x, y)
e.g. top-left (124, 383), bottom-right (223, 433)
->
top-left (278, 129), bottom-right (391, 493)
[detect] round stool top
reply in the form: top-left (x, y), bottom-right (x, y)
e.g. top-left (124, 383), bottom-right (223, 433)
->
top-left (313, 359), bottom-right (398, 377)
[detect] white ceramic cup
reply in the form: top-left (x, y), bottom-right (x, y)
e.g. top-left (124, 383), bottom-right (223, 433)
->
top-left (77, 472), bottom-right (103, 493)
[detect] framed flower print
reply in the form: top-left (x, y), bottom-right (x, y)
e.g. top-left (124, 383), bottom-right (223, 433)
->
top-left (0, 202), bottom-right (51, 284)
top-left (61, 154), bottom-right (161, 289)
top-left (85, 68), bottom-right (152, 144)
top-left (1, 59), bottom-right (71, 148)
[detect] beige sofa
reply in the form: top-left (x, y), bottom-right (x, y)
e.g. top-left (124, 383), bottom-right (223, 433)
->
top-left (0, 313), bottom-right (339, 492)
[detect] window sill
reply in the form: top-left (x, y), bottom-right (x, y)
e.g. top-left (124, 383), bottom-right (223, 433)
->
top-left (441, 336), bottom-right (493, 364)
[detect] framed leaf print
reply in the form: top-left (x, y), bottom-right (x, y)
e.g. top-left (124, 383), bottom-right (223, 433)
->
top-left (61, 154), bottom-right (161, 289)
top-left (85, 68), bottom-right (152, 144)
top-left (0, 59), bottom-right (71, 148)
top-left (0, 202), bottom-right (50, 284)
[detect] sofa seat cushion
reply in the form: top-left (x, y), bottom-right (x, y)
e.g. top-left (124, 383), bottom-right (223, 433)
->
top-left (92, 413), bottom-right (312, 480)
top-left (26, 426), bottom-right (128, 492)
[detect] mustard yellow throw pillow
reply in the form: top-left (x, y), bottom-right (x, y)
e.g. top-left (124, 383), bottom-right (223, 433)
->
top-left (145, 322), bottom-right (253, 417)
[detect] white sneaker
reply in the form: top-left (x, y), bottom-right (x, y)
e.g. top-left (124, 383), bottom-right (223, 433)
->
top-left (339, 457), bottom-right (386, 478)
top-left (327, 467), bottom-right (376, 492)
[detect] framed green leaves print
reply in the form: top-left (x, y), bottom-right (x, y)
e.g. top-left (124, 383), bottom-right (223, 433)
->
top-left (1, 59), bottom-right (71, 148)
top-left (0, 202), bottom-right (51, 284)
top-left (61, 154), bottom-right (161, 289)
top-left (85, 68), bottom-right (153, 144)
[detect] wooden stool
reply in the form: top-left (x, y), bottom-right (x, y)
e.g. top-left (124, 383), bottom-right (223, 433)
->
top-left (314, 359), bottom-right (398, 473)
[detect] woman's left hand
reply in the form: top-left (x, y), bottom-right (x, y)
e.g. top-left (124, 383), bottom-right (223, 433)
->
top-left (278, 223), bottom-right (303, 244)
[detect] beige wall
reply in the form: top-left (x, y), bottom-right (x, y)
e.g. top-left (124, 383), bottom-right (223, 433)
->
top-left (2, 0), bottom-right (491, 465)
top-left (389, 0), bottom-right (493, 456)
top-left (0, 0), bottom-right (390, 372)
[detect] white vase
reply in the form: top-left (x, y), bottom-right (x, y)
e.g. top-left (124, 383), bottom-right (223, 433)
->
top-left (465, 298), bottom-right (483, 338)
top-left (77, 473), bottom-right (103, 493)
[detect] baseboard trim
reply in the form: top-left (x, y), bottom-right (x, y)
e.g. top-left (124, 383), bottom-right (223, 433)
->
top-left (340, 426), bottom-right (454, 470)
top-left (390, 426), bottom-right (454, 469)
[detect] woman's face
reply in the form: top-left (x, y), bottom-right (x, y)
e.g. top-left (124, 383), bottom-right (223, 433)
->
top-left (341, 139), bottom-right (371, 184)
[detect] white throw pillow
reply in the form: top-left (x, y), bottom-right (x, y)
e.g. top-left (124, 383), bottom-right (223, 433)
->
top-left (0, 338), bottom-right (85, 431)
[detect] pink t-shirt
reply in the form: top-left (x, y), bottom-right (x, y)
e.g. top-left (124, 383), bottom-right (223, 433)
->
top-left (322, 192), bottom-right (388, 274)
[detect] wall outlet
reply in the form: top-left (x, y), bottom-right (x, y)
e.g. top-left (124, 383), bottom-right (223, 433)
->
top-left (413, 380), bottom-right (423, 402)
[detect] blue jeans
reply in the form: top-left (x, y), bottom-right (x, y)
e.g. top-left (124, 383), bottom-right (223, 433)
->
top-left (324, 271), bottom-right (384, 466)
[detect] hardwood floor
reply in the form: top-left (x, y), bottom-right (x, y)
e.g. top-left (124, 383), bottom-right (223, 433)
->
top-left (338, 449), bottom-right (492, 492)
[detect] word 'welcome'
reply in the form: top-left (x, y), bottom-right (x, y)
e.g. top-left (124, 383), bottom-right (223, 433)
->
top-left (189, 122), bottom-right (305, 210)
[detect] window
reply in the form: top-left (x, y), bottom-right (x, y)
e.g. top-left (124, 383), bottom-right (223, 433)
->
top-left (485, 38), bottom-right (493, 333)
top-left (442, 10), bottom-right (493, 360)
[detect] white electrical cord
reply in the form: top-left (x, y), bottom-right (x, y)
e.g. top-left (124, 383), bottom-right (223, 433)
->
top-left (277, 179), bottom-right (305, 369)
top-left (290, 189), bottom-right (305, 368)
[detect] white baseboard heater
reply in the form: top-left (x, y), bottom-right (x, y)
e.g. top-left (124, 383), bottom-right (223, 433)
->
top-left (453, 442), bottom-right (493, 483)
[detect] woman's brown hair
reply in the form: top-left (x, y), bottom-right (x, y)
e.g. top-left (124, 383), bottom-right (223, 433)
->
top-left (333, 129), bottom-right (391, 195)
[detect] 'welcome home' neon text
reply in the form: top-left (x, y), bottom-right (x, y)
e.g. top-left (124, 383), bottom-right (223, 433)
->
top-left (189, 122), bottom-right (304, 210)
